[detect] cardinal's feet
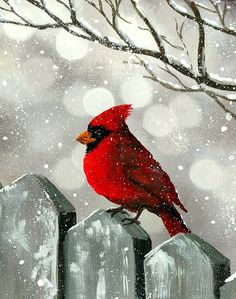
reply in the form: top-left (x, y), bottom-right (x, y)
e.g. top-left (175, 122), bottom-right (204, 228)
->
top-left (121, 208), bottom-right (143, 225)
top-left (106, 207), bottom-right (125, 217)
top-left (121, 217), bottom-right (141, 225)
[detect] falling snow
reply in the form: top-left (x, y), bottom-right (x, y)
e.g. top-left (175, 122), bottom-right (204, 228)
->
top-left (83, 88), bottom-right (115, 116)
top-left (0, 0), bottom-right (235, 274)
top-left (56, 29), bottom-right (89, 61)
top-left (121, 75), bottom-right (153, 108)
top-left (190, 159), bottom-right (224, 191)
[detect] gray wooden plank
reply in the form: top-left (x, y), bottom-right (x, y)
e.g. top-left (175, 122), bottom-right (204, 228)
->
top-left (64, 209), bottom-right (151, 299)
top-left (220, 273), bottom-right (236, 299)
top-left (144, 233), bottom-right (230, 299)
top-left (0, 174), bottom-right (76, 299)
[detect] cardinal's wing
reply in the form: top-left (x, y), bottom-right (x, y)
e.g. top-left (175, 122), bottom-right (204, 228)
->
top-left (119, 134), bottom-right (187, 212)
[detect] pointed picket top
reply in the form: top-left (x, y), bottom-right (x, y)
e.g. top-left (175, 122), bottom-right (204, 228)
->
top-left (220, 272), bottom-right (236, 299)
top-left (64, 209), bottom-right (151, 299)
top-left (0, 174), bottom-right (76, 299)
top-left (145, 233), bottom-right (230, 299)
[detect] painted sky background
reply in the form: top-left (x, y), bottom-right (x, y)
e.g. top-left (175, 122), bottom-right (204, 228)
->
top-left (0, 0), bottom-right (236, 271)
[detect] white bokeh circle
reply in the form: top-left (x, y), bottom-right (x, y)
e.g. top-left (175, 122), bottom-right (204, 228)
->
top-left (170, 95), bottom-right (202, 129)
top-left (52, 158), bottom-right (85, 190)
top-left (189, 159), bottom-right (224, 191)
top-left (63, 83), bottom-right (87, 116)
top-left (83, 87), bottom-right (115, 116)
top-left (56, 29), bottom-right (88, 61)
top-left (143, 105), bottom-right (177, 137)
top-left (121, 75), bottom-right (153, 108)
top-left (213, 166), bottom-right (236, 201)
top-left (3, 24), bottom-right (35, 41)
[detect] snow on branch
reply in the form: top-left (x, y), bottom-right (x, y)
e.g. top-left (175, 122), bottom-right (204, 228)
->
top-left (125, 55), bottom-right (236, 121)
top-left (187, 2), bottom-right (206, 77)
top-left (0, 0), bottom-right (235, 119)
top-left (167, 0), bottom-right (236, 36)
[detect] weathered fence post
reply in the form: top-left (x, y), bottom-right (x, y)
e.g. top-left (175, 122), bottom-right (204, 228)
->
top-left (64, 209), bottom-right (151, 299)
top-left (220, 273), bottom-right (236, 299)
top-left (0, 174), bottom-right (76, 299)
top-left (144, 233), bottom-right (230, 299)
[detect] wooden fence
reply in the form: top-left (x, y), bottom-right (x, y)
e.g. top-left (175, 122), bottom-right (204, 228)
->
top-left (0, 174), bottom-right (235, 299)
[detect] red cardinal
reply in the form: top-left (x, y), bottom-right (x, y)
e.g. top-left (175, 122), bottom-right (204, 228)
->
top-left (76, 104), bottom-right (191, 237)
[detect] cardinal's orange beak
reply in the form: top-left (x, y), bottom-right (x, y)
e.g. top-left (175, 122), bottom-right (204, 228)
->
top-left (76, 131), bottom-right (96, 144)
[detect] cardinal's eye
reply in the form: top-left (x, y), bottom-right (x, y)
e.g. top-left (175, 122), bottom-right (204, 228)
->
top-left (95, 128), bottom-right (103, 136)
top-left (87, 125), bottom-right (111, 144)
top-left (88, 125), bottom-right (106, 137)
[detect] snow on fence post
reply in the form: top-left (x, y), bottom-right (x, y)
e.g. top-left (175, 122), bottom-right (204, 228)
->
top-left (64, 209), bottom-right (151, 299)
top-left (220, 273), bottom-right (236, 299)
top-left (0, 174), bottom-right (76, 299)
top-left (144, 233), bottom-right (230, 299)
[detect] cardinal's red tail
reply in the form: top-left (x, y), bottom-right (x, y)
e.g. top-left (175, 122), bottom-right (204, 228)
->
top-left (150, 204), bottom-right (191, 237)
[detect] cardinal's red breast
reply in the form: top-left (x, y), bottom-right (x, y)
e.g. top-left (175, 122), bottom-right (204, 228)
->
top-left (83, 131), bottom-right (157, 209)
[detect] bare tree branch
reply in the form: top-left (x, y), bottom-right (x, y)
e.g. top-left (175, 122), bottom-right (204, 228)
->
top-left (0, 5), bottom-right (11, 12)
top-left (167, 0), bottom-right (236, 37)
top-left (186, 1), bottom-right (206, 77)
top-left (205, 91), bottom-right (236, 120)
top-left (175, 20), bottom-right (193, 70)
top-left (195, 2), bottom-right (217, 13)
top-left (125, 55), bottom-right (236, 120)
top-left (0, 0), bottom-right (235, 120)
top-left (209, 0), bottom-right (228, 27)
top-left (129, 0), bottom-right (166, 56)
top-left (160, 34), bottom-right (184, 51)
top-left (0, 0), bottom-right (236, 91)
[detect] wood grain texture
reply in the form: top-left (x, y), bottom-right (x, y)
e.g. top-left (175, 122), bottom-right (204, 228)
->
top-left (0, 174), bottom-right (76, 299)
top-left (145, 233), bottom-right (230, 299)
top-left (64, 209), bottom-right (151, 299)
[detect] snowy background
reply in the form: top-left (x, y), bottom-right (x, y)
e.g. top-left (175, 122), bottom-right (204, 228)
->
top-left (0, 0), bottom-right (235, 271)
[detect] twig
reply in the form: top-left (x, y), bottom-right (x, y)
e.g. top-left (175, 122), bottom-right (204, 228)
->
top-left (128, 56), bottom-right (236, 120)
top-left (130, 0), bottom-right (166, 57)
top-left (0, 0), bottom-right (235, 120)
top-left (175, 19), bottom-right (193, 70)
top-left (160, 35), bottom-right (184, 51)
top-left (186, 1), bottom-right (206, 76)
top-left (166, 0), bottom-right (236, 37)
top-left (195, 2), bottom-right (216, 13)
top-left (209, 0), bottom-right (227, 28)
top-left (205, 91), bottom-right (236, 120)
